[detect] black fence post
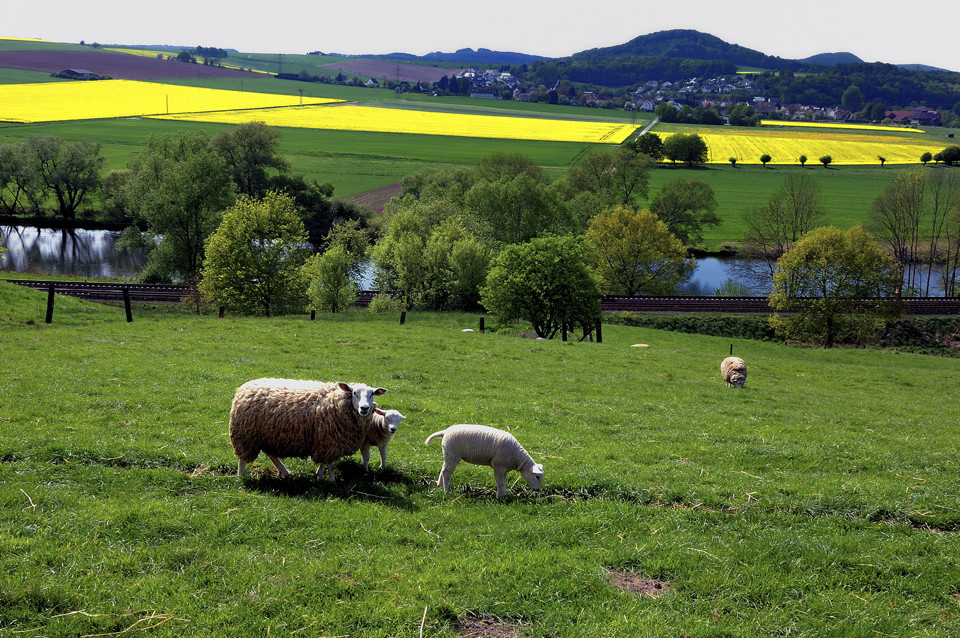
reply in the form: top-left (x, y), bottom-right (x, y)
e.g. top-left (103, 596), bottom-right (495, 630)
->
top-left (218, 306), bottom-right (224, 318)
top-left (399, 311), bottom-right (406, 325)
top-left (479, 316), bottom-right (485, 333)
top-left (310, 309), bottom-right (316, 321)
top-left (45, 284), bottom-right (55, 324)
top-left (596, 321), bottom-right (602, 344)
top-left (561, 323), bottom-right (567, 342)
top-left (122, 287), bottom-right (133, 322)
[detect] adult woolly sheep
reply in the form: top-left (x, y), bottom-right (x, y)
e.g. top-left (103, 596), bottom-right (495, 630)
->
top-left (360, 408), bottom-right (405, 471)
top-left (229, 378), bottom-right (387, 481)
top-left (721, 356), bottom-right (747, 388)
top-left (424, 424), bottom-right (543, 497)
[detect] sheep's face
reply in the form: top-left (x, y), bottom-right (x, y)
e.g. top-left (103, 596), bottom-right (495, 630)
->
top-left (730, 374), bottom-right (746, 389)
top-left (524, 464), bottom-right (544, 491)
top-left (339, 383), bottom-right (388, 416)
top-left (375, 408), bottom-right (405, 433)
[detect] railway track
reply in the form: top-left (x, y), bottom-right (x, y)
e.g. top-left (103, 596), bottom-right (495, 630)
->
top-left (7, 280), bottom-right (959, 315)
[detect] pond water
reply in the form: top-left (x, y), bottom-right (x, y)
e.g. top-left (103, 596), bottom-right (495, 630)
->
top-left (0, 225), bottom-right (947, 296)
top-left (1, 225), bottom-right (149, 279)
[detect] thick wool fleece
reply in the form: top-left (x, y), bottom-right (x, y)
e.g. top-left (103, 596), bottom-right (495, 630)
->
top-left (229, 379), bottom-right (371, 465)
top-left (721, 357), bottom-right (747, 388)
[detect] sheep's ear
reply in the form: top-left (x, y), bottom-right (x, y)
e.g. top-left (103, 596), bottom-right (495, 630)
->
top-left (374, 408), bottom-right (385, 416)
top-left (373, 387), bottom-right (388, 395)
top-left (337, 382), bottom-right (351, 392)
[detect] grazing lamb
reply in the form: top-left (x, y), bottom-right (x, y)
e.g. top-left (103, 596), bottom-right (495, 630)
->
top-left (424, 424), bottom-right (544, 498)
top-left (229, 378), bottom-right (387, 481)
top-left (720, 356), bottom-right (747, 388)
top-left (360, 408), bottom-right (405, 471)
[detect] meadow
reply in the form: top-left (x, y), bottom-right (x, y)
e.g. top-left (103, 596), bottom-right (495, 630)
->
top-left (2, 281), bottom-right (960, 636)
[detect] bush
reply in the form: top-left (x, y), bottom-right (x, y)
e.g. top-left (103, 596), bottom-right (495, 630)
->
top-left (367, 293), bottom-right (405, 313)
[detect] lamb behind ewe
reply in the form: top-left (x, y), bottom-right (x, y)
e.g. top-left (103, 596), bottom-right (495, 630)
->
top-left (721, 356), bottom-right (747, 388)
top-left (229, 378), bottom-right (387, 480)
top-left (361, 408), bottom-right (405, 471)
top-left (425, 424), bottom-right (543, 497)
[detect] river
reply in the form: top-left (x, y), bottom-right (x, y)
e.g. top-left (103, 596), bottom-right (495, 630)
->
top-left (0, 225), bottom-right (947, 296)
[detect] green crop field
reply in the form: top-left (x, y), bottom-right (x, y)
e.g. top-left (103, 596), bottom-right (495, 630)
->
top-left (2, 281), bottom-right (959, 636)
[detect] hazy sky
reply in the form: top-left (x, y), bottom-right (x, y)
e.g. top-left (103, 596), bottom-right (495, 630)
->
top-left (5, 1), bottom-right (959, 70)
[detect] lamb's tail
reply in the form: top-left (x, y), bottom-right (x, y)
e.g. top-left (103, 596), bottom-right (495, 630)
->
top-left (424, 430), bottom-right (446, 446)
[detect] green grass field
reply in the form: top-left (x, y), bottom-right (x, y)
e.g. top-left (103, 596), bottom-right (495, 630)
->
top-left (2, 281), bottom-right (959, 636)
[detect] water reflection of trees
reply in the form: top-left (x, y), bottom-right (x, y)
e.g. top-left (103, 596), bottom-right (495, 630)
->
top-left (0, 225), bottom-right (148, 278)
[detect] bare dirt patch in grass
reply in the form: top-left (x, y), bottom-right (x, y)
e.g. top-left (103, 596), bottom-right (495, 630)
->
top-left (0, 50), bottom-right (259, 80)
top-left (321, 59), bottom-right (456, 84)
top-left (457, 615), bottom-right (521, 638)
top-left (606, 570), bottom-right (673, 597)
top-left (344, 182), bottom-right (402, 215)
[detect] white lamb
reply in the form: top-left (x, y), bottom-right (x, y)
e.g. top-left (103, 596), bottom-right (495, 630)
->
top-left (721, 356), bottom-right (747, 388)
top-left (360, 408), bottom-right (405, 471)
top-left (424, 424), bottom-right (544, 497)
top-left (229, 378), bottom-right (387, 481)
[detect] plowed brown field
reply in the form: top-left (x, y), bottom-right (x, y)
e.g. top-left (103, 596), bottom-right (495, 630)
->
top-left (0, 50), bottom-right (259, 80)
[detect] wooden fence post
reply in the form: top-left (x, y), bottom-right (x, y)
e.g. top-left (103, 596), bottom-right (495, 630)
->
top-left (596, 321), bottom-right (602, 344)
top-left (479, 316), bottom-right (485, 333)
top-left (122, 287), bottom-right (133, 322)
top-left (561, 323), bottom-right (567, 342)
top-left (45, 284), bottom-right (55, 324)
top-left (218, 306), bottom-right (224, 318)
top-left (310, 309), bottom-right (316, 320)
top-left (399, 311), bottom-right (406, 325)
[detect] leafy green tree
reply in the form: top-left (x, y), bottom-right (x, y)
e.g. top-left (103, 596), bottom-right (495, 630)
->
top-left (626, 133), bottom-right (664, 161)
top-left (302, 245), bottom-right (357, 313)
top-left (662, 133), bottom-right (709, 166)
top-left (127, 131), bottom-right (234, 282)
top-left (465, 173), bottom-right (568, 244)
top-left (584, 205), bottom-right (694, 296)
top-left (22, 136), bottom-right (103, 220)
top-left (760, 153), bottom-right (772, 167)
top-left (727, 103), bottom-right (760, 126)
top-left (939, 145), bottom-right (960, 166)
top-left (921, 152), bottom-right (933, 165)
top-left (211, 121), bottom-right (290, 198)
top-left (769, 225), bottom-right (901, 348)
top-left (798, 154), bottom-right (808, 167)
top-left (400, 166), bottom-right (476, 201)
top-left (819, 155), bottom-right (833, 168)
top-left (199, 191), bottom-right (310, 316)
top-left (475, 152), bottom-right (547, 184)
top-left (0, 142), bottom-right (41, 215)
top-left (323, 219), bottom-right (370, 280)
top-left (654, 101), bottom-right (679, 123)
top-left (648, 177), bottom-right (720, 246)
top-left (564, 148), bottom-right (653, 206)
top-left (481, 235), bottom-right (602, 340)
top-left (100, 169), bottom-right (135, 224)
top-left (841, 84), bottom-right (865, 112)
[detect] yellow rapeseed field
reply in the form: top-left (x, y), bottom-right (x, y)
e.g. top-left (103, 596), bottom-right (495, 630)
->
top-left (660, 126), bottom-right (942, 165)
top-left (758, 120), bottom-right (926, 134)
top-left (0, 80), bottom-right (340, 123)
top-left (150, 104), bottom-right (640, 143)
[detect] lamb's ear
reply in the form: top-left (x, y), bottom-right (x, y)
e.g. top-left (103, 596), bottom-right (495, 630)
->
top-left (337, 382), bottom-right (352, 392)
top-left (374, 408), bottom-right (385, 416)
top-left (373, 387), bottom-right (388, 395)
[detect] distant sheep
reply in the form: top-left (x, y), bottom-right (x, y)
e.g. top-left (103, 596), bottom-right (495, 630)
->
top-left (425, 424), bottom-right (543, 497)
top-left (360, 408), bottom-right (405, 471)
top-left (721, 356), bottom-right (747, 388)
top-left (229, 378), bottom-right (387, 481)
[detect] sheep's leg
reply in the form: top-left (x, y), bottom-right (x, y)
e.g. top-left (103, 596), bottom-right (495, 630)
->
top-left (266, 454), bottom-right (291, 478)
top-left (237, 459), bottom-right (246, 477)
top-left (361, 445), bottom-right (371, 472)
top-left (316, 462), bottom-right (336, 482)
top-left (493, 465), bottom-right (509, 498)
top-left (378, 445), bottom-right (388, 469)
top-left (437, 457), bottom-right (459, 491)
